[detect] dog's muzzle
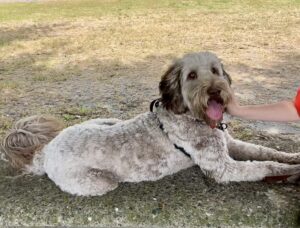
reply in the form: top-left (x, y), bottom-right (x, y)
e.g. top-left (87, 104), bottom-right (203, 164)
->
top-left (205, 89), bottom-right (225, 128)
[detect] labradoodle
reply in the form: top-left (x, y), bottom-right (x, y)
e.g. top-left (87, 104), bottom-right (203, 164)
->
top-left (2, 52), bottom-right (300, 196)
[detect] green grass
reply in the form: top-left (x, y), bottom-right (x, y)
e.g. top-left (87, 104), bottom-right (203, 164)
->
top-left (32, 73), bottom-right (69, 82)
top-left (0, 0), bottom-right (299, 22)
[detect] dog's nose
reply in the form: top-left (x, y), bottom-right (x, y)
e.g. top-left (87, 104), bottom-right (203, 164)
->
top-left (207, 88), bottom-right (221, 95)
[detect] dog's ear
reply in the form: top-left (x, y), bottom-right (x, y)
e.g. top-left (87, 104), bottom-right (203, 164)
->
top-left (159, 60), bottom-right (186, 114)
top-left (221, 64), bottom-right (232, 85)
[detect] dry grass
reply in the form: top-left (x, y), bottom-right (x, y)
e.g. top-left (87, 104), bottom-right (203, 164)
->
top-left (0, 0), bottom-right (299, 135)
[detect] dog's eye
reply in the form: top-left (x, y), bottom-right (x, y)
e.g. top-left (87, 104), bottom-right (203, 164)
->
top-left (187, 71), bottom-right (197, 80)
top-left (211, 67), bottom-right (219, 75)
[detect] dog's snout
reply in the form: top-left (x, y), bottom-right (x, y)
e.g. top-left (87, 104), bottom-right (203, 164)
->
top-left (207, 88), bottom-right (221, 96)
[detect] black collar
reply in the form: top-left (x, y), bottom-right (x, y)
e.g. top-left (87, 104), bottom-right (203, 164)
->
top-left (150, 98), bottom-right (161, 112)
top-left (150, 99), bottom-right (228, 159)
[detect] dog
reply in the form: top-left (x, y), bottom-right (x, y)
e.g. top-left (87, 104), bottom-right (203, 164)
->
top-left (2, 52), bottom-right (300, 196)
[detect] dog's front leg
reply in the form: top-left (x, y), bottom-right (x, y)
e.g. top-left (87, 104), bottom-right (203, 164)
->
top-left (215, 160), bottom-right (300, 183)
top-left (225, 133), bottom-right (300, 164)
top-left (192, 144), bottom-right (300, 183)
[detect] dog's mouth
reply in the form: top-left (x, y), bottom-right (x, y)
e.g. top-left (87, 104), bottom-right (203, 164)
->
top-left (205, 93), bottom-right (224, 128)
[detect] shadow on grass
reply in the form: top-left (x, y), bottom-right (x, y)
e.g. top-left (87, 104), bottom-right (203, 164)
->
top-left (0, 159), bottom-right (299, 226)
top-left (229, 52), bottom-right (300, 99)
top-left (0, 42), bottom-right (299, 126)
top-left (0, 48), bottom-right (176, 121)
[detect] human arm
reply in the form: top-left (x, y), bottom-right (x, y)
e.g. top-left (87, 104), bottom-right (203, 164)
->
top-left (226, 90), bottom-right (300, 122)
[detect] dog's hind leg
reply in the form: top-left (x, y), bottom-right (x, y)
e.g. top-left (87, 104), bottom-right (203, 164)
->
top-left (225, 134), bottom-right (300, 164)
top-left (56, 168), bottom-right (120, 196)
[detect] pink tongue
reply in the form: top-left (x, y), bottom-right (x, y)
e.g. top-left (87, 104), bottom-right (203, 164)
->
top-left (206, 100), bottom-right (223, 121)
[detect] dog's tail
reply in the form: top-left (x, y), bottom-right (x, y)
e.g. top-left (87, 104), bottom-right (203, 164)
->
top-left (1, 115), bottom-right (64, 174)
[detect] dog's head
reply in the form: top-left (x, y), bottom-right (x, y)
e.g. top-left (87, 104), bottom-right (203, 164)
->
top-left (159, 52), bottom-right (232, 128)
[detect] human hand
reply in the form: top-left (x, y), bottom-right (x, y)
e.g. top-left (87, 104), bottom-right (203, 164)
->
top-left (226, 90), bottom-right (242, 116)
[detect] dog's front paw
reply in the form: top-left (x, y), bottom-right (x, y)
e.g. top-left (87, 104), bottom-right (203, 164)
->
top-left (287, 173), bottom-right (300, 184)
top-left (290, 152), bottom-right (300, 164)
